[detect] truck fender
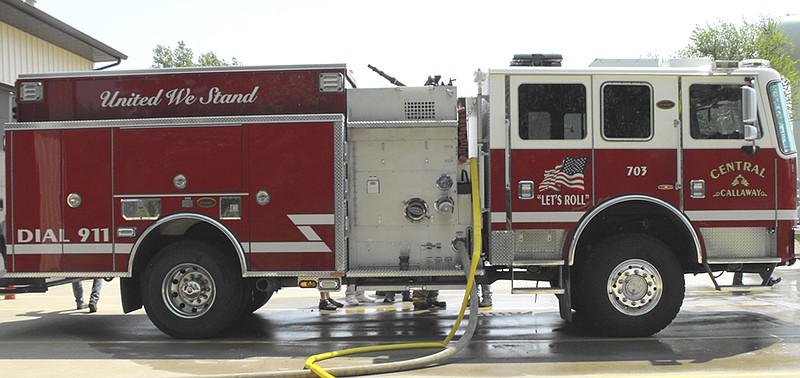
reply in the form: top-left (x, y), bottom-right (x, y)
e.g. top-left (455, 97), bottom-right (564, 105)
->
top-left (567, 195), bottom-right (702, 266)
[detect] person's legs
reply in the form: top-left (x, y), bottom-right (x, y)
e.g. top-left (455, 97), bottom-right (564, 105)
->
top-left (87, 279), bottom-right (103, 313)
top-left (72, 281), bottom-right (86, 309)
top-left (479, 284), bottom-right (493, 307)
top-left (319, 292), bottom-right (337, 310)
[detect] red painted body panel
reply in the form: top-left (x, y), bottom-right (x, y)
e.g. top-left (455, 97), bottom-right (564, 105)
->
top-left (62, 128), bottom-right (114, 271)
top-left (7, 66), bottom-right (346, 275)
top-left (594, 149), bottom-right (679, 206)
top-left (246, 122), bottom-right (336, 271)
top-left (683, 149), bottom-right (779, 211)
top-left (16, 67), bottom-right (347, 122)
top-left (511, 149), bottom-right (592, 215)
top-left (114, 126), bottom-right (245, 195)
top-left (7, 130), bottom-right (63, 272)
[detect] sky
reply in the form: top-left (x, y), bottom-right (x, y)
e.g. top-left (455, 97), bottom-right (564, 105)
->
top-left (35, 0), bottom-right (800, 95)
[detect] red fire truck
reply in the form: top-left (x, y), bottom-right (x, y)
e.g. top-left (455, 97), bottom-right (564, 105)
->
top-left (1, 56), bottom-right (797, 338)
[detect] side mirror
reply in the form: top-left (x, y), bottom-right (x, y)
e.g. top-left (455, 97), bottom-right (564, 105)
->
top-left (744, 124), bottom-right (758, 141)
top-left (742, 85), bottom-right (757, 125)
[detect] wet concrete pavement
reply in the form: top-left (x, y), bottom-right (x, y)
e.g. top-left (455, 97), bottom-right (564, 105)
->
top-left (1, 264), bottom-right (799, 377)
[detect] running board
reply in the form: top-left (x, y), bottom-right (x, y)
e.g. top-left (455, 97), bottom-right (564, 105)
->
top-left (716, 285), bottom-right (772, 293)
top-left (511, 287), bottom-right (565, 295)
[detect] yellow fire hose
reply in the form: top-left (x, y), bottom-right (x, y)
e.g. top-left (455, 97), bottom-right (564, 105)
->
top-left (217, 157), bottom-right (482, 378)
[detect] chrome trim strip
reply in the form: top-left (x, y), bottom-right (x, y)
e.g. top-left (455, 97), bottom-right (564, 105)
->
top-left (6, 114), bottom-right (345, 131)
top-left (2, 272), bottom-right (127, 278)
top-left (568, 195), bottom-right (702, 265)
top-left (114, 193), bottom-right (248, 198)
top-left (347, 120), bottom-right (457, 129)
top-left (706, 258), bottom-right (781, 264)
top-left (127, 213), bottom-right (248, 275)
top-left (243, 271), bottom-right (340, 278)
top-left (18, 64), bottom-right (347, 80)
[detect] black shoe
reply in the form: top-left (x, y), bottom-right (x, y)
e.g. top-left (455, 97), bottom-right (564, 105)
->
top-left (88, 303), bottom-right (97, 313)
top-left (327, 298), bottom-right (344, 308)
top-left (402, 291), bottom-right (412, 302)
top-left (413, 302), bottom-right (428, 311)
top-left (383, 293), bottom-right (396, 303)
top-left (767, 277), bottom-right (782, 286)
top-left (319, 300), bottom-right (337, 311)
top-left (76, 303), bottom-right (87, 310)
top-left (428, 300), bottom-right (447, 308)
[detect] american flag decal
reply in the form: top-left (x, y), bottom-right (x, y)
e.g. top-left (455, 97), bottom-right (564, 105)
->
top-left (540, 156), bottom-right (589, 192)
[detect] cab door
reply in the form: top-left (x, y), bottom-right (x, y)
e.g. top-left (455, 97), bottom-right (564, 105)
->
top-left (681, 77), bottom-right (777, 261)
top-left (592, 76), bottom-right (680, 206)
top-left (508, 75), bottom-right (592, 250)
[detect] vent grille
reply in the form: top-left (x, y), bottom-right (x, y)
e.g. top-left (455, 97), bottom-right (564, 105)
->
top-left (20, 82), bottom-right (43, 102)
top-left (404, 101), bottom-right (436, 120)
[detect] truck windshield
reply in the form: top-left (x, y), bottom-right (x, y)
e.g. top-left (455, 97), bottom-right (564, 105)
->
top-left (767, 80), bottom-right (796, 154)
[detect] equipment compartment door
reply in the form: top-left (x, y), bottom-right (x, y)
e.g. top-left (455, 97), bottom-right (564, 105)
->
top-left (247, 121), bottom-right (339, 271)
top-left (7, 130), bottom-right (63, 272)
top-left (62, 128), bottom-right (114, 272)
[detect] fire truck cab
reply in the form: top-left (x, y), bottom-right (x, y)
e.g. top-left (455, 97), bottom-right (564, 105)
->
top-left (1, 57), bottom-right (796, 339)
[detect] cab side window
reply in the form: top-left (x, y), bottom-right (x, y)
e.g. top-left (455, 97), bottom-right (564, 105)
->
top-left (690, 84), bottom-right (757, 139)
top-left (519, 84), bottom-right (586, 140)
top-left (602, 83), bottom-right (652, 139)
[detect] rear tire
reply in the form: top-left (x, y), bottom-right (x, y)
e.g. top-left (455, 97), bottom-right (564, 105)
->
top-left (577, 233), bottom-right (684, 337)
top-left (141, 241), bottom-right (244, 338)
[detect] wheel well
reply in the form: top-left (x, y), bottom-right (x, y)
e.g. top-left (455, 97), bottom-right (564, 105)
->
top-left (121, 216), bottom-right (245, 314)
top-left (573, 200), bottom-right (698, 273)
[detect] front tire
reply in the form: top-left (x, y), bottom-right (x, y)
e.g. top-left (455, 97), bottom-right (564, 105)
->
top-left (577, 233), bottom-right (684, 337)
top-left (141, 241), bottom-right (245, 338)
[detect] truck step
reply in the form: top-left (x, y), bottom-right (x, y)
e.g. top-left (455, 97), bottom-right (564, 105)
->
top-left (716, 285), bottom-right (772, 293)
top-left (512, 259), bottom-right (564, 267)
top-left (510, 287), bottom-right (565, 295)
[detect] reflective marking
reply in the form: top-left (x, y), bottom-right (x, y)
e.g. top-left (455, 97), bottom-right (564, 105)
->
top-left (247, 214), bottom-right (334, 253)
top-left (493, 209), bottom-right (797, 224)
top-left (491, 211), bottom-right (584, 223)
top-left (11, 244), bottom-right (61, 255)
top-left (686, 209), bottom-right (796, 221)
top-left (297, 226), bottom-right (322, 241)
top-left (10, 243), bottom-right (134, 255)
top-left (288, 214), bottom-right (334, 225)
top-left (249, 242), bottom-right (331, 253)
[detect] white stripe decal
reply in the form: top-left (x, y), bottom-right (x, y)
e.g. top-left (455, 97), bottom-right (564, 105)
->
top-left (247, 214), bottom-right (334, 253)
top-left (297, 226), bottom-right (322, 241)
top-left (685, 209), bottom-right (796, 222)
top-left (288, 214), bottom-right (334, 225)
top-left (12, 244), bottom-right (62, 255)
top-left (11, 243), bottom-right (135, 255)
top-left (493, 209), bottom-right (796, 224)
top-left (491, 211), bottom-right (585, 223)
top-left (63, 244), bottom-right (113, 254)
top-left (250, 242), bottom-right (331, 253)
top-left (115, 243), bottom-right (134, 255)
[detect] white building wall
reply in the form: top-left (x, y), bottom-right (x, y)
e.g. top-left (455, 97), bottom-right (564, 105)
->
top-left (0, 22), bottom-right (93, 87)
top-left (1, 22), bottom-right (93, 229)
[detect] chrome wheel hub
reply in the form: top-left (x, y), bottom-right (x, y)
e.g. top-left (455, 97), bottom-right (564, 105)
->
top-left (607, 258), bottom-right (662, 316)
top-left (163, 263), bottom-right (216, 319)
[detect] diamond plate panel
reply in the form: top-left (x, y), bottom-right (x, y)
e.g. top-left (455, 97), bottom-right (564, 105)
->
top-left (490, 231), bottom-right (515, 265)
top-left (701, 227), bottom-right (776, 258)
top-left (514, 229), bottom-right (566, 260)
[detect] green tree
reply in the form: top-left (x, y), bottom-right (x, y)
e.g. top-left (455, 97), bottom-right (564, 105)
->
top-left (152, 41), bottom-right (240, 68)
top-left (678, 16), bottom-right (799, 108)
